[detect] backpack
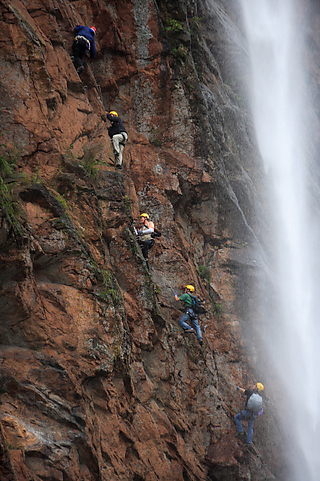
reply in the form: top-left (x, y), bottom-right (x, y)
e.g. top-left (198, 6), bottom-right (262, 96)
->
top-left (189, 295), bottom-right (204, 314)
top-left (247, 393), bottom-right (263, 413)
top-left (151, 228), bottom-right (161, 239)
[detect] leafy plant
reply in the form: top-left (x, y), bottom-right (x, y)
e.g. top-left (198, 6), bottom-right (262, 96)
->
top-left (32, 162), bottom-right (41, 183)
top-left (0, 141), bottom-right (21, 165)
top-left (172, 45), bottom-right (189, 59)
top-left (55, 192), bottom-right (68, 211)
top-left (0, 155), bottom-right (15, 177)
top-left (82, 155), bottom-right (99, 178)
top-left (95, 268), bottom-right (122, 307)
top-left (0, 149), bottom-right (27, 238)
top-left (125, 226), bottom-right (139, 256)
top-left (81, 146), bottom-right (103, 178)
top-left (0, 177), bottom-right (23, 236)
top-left (197, 264), bottom-right (211, 282)
top-left (165, 19), bottom-right (184, 33)
top-left (190, 16), bottom-right (202, 26)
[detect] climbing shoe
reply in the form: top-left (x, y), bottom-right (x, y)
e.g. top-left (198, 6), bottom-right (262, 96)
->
top-left (77, 66), bottom-right (84, 74)
top-left (199, 340), bottom-right (203, 346)
top-left (236, 432), bottom-right (246, 438)
top-left (184, 328), bottom-right (194, 333)
top-left (116, 164), bottom-right (122, 169)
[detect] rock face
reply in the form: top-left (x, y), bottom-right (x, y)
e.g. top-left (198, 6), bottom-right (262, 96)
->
top-left (0, 0), bottom-right (297, 480)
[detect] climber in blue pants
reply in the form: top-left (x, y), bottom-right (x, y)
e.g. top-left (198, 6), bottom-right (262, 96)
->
top-left (235, 410), bottom-right (256, 444)
top-left (174, 285), bottom-right (203, 346)
top-left (235, 382), bottom-right (264, 444)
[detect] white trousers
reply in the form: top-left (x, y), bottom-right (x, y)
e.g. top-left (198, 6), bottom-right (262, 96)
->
top-left (112, 132), bottom-right (128, 166)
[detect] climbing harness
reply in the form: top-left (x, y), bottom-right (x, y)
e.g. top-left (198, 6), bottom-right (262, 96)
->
top-left (74, 35), bottom-right (90, 50)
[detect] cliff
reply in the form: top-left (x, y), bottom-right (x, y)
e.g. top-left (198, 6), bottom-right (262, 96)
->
top-left (0, 0), bottom-right (289, 479)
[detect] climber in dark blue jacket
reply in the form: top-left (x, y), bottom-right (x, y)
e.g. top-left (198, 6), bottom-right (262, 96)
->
top-left (72, 25), bottom-right (96, 74)
top-left (106, 111), bottom-right (128, 168)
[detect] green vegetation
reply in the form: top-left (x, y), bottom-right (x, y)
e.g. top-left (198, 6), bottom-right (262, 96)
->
top-left (55, 192), bottom-right (68, 211)
top-left (172, 45), bottom-right (189, 59)
top-left (95, 268), bottom-right (122, 307)
top-left (0, 150), bottom-right (24, 236)
top-left (164, 17), bottom-right (190, 62)
top-left (189, 16), bottom-right (202, 32)
top-left (149, 128), bottom-right (163, 148)
top-left (81, 146), bottom-right (103, 179)
top-left (82, 154), bottom-right (99, 178)
top-left (0, 141), bottom-right (20, 165)
top-left (150, 138), bottom-right (163, 148)
top-left (32, 162), bottom-right (41, 183)
top-left (165, 19), bottom-right (184, 33)
top-left (125, 226), bottom-right (139, 256)
top-left (64, 145), bottom-right (103, 179)
top-left (212, 301), bottom-right (224, 316)
top-left (124, 195), bottom-right (133, 218)
top-left (0, 154), bottom-right (15, 177)
top-left (196, 264), bottom-right (211, 282)
top-left (0, 142), bottom-right (20, 178)
top-left (0, 177), bottom-right (20, 224)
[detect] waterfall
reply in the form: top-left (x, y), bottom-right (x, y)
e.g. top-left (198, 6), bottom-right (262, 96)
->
top-left (240, 1), bottom-right (320, 479)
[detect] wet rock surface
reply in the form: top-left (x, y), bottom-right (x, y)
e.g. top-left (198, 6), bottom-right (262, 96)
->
top-left (0, 0), bottom-right (299, 479)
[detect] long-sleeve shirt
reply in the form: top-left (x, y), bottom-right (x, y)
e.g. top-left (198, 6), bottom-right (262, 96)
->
top-left (107, 113), bottom-right (127, 138)
top-left (138, 221), bottom-right (154, 241)
top-left (73, 26), bottom-right (96, 58)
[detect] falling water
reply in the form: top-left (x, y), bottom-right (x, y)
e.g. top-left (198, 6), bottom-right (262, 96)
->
top-left (240, 1), bottom-right (320, 479)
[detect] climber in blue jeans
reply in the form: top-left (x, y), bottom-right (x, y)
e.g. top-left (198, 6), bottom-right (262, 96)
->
top-left (235, 382), bottom-right (264, 444)
top-left (235, 410), bottom-right (256, 444)
top-left (174, 285), bottom-right (203, 346)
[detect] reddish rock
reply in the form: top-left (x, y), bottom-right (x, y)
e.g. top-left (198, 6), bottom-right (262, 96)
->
top-left (0, 0), bottom-right (293, 479)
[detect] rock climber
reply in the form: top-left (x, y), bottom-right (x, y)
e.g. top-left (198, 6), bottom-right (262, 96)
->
top-left (106, 111), bottom-right (128, 169)
top-left (235, 382), bottom-right (264, 445)
top-left (72, 25), bottom-right (96, 74)
top-left (136, 213), bottom-right (155, 271)
top-left (174, 285), bottom-right (203, 346)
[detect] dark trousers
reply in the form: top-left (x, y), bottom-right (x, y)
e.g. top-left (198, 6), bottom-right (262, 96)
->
top-left (72, 38), bottom-right (89, 70)
top-left (139, 239), bottom-right (154, 270)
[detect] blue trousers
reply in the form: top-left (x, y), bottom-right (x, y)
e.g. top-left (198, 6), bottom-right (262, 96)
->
top-left (179, 309), bottom-right (203, 341)
top-left (235, 410), bottom-right (257, 443)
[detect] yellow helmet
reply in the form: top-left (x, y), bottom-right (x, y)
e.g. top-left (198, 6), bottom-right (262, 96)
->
top-left (140, 213), bottom-right (149, 219)
top-left (109, 111), bottom-right (118, 117)
top-left (256, 382), bottom-right (264, 392)
top-left (185, 285), bottom-right (195, 292)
